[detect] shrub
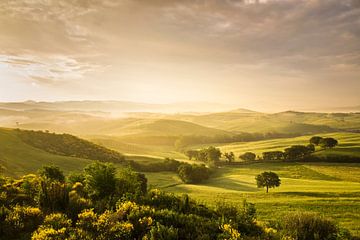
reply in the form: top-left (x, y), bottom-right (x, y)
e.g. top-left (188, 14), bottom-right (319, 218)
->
top-left (280, 212), bottom-right (339, 240)
top-left (3, 205), bottom-right (43, 239)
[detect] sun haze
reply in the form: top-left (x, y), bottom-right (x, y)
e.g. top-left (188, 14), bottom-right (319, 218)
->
top-left (0, 0), bottom-right (359, 112)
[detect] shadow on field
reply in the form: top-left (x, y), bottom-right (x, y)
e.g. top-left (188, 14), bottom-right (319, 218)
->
top-left (273, 191), bottom-right (360, 198)
top-left (207, 178), bottom-right (259, 192)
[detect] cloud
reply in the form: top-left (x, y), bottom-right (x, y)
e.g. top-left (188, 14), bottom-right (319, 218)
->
top-left (0, 0), bottom-right (359, 109)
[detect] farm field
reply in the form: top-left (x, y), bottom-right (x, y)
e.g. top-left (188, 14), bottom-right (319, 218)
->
top-left (146, 162), bottom-right (360, 236)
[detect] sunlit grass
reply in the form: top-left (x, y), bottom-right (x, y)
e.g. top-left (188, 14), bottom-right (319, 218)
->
top-left (146, 162), bottom-right (360, 235)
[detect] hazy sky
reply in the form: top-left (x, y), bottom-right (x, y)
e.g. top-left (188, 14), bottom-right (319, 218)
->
top-left (0, 0), bottom-right (359, 111)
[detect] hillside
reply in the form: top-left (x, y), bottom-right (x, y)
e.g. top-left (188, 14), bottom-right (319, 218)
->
top-left (0, 128), bottom-right (92, 177)
top-left (165, 111), bottom-right (347, 134)
top-left (0, 128), bottom-right (128, 177)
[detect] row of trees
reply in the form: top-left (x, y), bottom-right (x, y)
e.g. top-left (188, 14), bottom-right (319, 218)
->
top-left (185, 146), bottom-right (222, 164)
top-left (185, 136), bottom-right (339, 164)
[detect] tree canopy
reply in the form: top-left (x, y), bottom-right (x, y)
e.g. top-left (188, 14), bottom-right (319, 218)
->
top-left (255, 172), bottom-right (281, 193)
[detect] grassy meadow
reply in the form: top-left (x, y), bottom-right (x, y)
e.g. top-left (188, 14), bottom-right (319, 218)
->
top-left (216, 132), bottom-right (360, 159)
top-left (146, 162), bottom-right (360, 235)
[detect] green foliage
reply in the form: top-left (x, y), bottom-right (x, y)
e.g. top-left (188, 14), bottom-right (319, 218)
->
top-left (67, 172), bottom-right (85, 185)
top-left (239, 152), bottom-right (256, 162)
top-left (2, 205), bottom-right (43, 239)
top-left (280, 212), bottom-right (341, 240)
top-left (177, 163), bottom-right (210, 184)
top-left (31, 213), bottom-right (72, 240)
top-left (320, 138), bottom-right (339, 149)
top-left (84, 162), bottom-right (117, 202)
top-left (284, 145), bottom-right (314, 161)
top-left (16, 129), bottom-right (125, 163)
top-left (224, 152), bottom-right (235, 163)
top-left (39, 180), bottom-right (69, 213)
top-left (255, 171), bottom-right (281, 193)
top-left (144, 222), bottom-right (179, 240)
top-left (185, 146), bottom-right (222, 164)
top-left (310, 136), bottom-right (323, 146)
top-left (38, 165), bottom-right (65, 183)
top-left (262, 151), bottom-right (284, 161)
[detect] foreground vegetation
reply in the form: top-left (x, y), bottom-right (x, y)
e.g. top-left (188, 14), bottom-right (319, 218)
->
top-left (0, 162), bottom-right (356, 240)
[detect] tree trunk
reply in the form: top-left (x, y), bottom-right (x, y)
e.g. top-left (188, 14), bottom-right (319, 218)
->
top-left (266, 186), bottom-right (269, 193)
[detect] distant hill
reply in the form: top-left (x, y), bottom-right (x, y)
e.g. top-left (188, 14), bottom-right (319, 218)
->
top-left (0, 100), bottom-right (236, 113)
top-left (165, 111), bottom-right (339, 134)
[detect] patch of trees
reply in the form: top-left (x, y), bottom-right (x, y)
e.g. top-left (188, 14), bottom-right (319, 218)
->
top-left (16, 129), bottom-right (125, 163)
top-left (185, 146), bottom-right (222, 165)
top-left (129, 158), bottom-right (211, 184)
top-left (310, 136), bottom-right (338, 149)
top-left (239, 152), bottom-right (256, 162)
top-left (177, 163), bottom-right (210, 184)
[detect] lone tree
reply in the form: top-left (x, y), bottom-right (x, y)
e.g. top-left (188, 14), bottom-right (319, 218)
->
top-left (255, 171), bottom-right (281, 193)
top-left (239, 152), bottom-right (256, 162)
top-left (320, 137), bottom-right (338, 149)
top-left (310, 136), bottom-right (323, 146)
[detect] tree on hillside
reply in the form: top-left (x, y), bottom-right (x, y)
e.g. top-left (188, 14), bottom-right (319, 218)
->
top-left (320, 138), bottom-right (338, 149)
top-left (310, 136), bottom-right (323, 146)
top-left (205, 146), bottom-right (222, 163)
top-left (255, 172), bottom-right (281, 193)
top-left (224, 152), bottom-right (235, 163)
top-left (239, 152), bottom-right (256, 162)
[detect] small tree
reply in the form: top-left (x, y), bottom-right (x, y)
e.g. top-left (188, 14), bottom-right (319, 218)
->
top-left (255, 172), bottom-right (281, 193)
top-left (239, 152), bottom-right (256, 162)
top-left (38, 165), bottom-right (65, 183)
top-left (320, 138), bottom-right (338, 149)
top-left (224, 152), bottom-right (235, 163)
top-left (309, 136), bottom-right (323, 146)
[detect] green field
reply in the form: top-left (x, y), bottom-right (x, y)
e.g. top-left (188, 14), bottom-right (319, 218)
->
top-left (146, 162), bottom-right (360, 235)
top-left (216, 132), bottom-right (360, 159)
top-left (1, 125), bottom-right (360, 236)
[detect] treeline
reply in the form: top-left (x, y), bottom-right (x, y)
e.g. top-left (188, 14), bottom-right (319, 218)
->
top-left (15, 129), bottom-right (125, 163)
top-left (0, 163), bottom-right (354, 240)
top-left (186, 136), bottom-right (346, 165)
top-left (259, 136), bottom-right (339, 162)
top-left (129, 158), bottom-right (211, 184)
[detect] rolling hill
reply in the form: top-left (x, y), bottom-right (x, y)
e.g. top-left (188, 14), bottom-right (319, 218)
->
top-left (0, 128), bottom-right (92, 177)
top-left (0, 128), bottom-right (129, 177)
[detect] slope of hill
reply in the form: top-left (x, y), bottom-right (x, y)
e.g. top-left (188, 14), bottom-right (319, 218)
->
top-left (166, 111), bottom-right (360, 133)
top-left (0, 128), bottom-right (92, 177)
top-left (15, 129), bottom-right (125, 163)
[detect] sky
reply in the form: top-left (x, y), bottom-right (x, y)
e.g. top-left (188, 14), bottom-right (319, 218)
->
top-left (0, 0), bottom-right (359, 112)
